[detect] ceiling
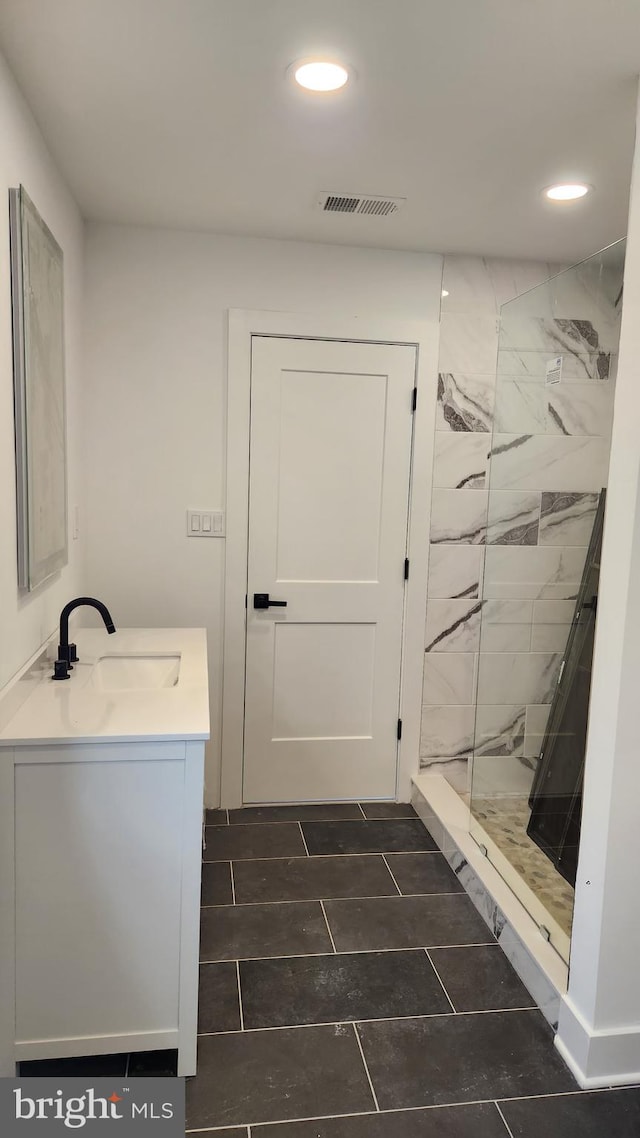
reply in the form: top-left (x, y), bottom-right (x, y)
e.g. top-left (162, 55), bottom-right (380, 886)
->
top-left (0, 0), bottom-right (638, 261)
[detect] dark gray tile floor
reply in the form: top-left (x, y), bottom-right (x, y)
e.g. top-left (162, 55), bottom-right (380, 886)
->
top-left (200, 900), bottom-right (333, 961)
top-left (251, 1102), bottom-right (509, 1137)
top-left (21, 802), bottom-right (640, 1138)
top-left (323, 893), bottom-right (494, 951)
top-left (204, 821), bottom-right (307, 861)
top-left (239, 949), bottom-right (452, 1028)
top-left (186, 803), bottom-right (640, 1134)
top-left (429, 944), bottom-right (536, 1012)
top-left (198, 961), bottom-right (242, 1032)
top-left (302, 818), bottom-right (437, 855)
top-left (201, 860), bottom-right (234, 905)
top-left (386, 851), bottom-right (465, 894)
top-left (233, 853), bottom-right (398, 903)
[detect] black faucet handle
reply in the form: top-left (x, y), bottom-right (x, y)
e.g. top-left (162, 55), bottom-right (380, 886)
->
top-left (52, 659), bottom-right (70, 681)
top-left (57, 642), bottom-right (77, 666)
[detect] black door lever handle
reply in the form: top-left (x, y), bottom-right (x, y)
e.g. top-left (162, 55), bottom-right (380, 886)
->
top-left (253, 593), bottom-right (288, 610)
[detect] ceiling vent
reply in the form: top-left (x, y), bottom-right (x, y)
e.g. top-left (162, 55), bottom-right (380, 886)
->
top-left (317, 192), bottom-right (406, 217)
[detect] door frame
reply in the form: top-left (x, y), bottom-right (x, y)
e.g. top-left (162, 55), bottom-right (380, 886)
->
top-left (221, 309), bottom-right (440, 808)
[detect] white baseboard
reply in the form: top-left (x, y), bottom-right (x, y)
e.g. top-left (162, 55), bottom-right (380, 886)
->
top-left (556, 995), bottom-right (640, 1088)
top-left (15, 1029), bottom-right (179, 1062)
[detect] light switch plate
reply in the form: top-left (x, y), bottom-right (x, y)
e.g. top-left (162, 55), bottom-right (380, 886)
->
top-left (187, 509), bottom-right (224, 537)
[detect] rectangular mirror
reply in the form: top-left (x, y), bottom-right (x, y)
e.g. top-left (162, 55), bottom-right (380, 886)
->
top-left (9, 185), bottom-right (67, 591)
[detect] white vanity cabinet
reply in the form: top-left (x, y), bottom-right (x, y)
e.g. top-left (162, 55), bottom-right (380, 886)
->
top-left (0, 629), bottom-right (209, 1077)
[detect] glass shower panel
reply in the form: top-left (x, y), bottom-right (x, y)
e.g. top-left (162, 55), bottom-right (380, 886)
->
top-left (469, 240), bottom-right (625, 964)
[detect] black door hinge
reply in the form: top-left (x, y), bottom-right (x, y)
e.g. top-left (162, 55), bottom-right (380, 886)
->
top-left (411, 387), bottom-right (418, 412)
top-left (245, 594), bottom-right (248, 609)
top-left (397, 718), bottom-right (403, 740)
top-left (404, 558), bottom-right (410, 580)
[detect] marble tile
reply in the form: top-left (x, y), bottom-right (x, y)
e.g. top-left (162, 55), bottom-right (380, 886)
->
top-left (497, 347), bottom-right (611, 382)
top-left (499, 314), bottom-right (612, 357)
top-left (436, 373), bottom-right (494, 433)
top-left (422, 653), bottom-right (476, 706)
top-left (494, 379), bottom-right (546, 434)
top-left (532, 599), bottom-right (576, 624)
top-left (479, 600), bottom-right (533, 652)
top-left (430, 490), bottom-right (488, 545)
top-left (486, 490), bottom-right (541, 545)
top-left (433, 433), bottom-right (490, 490)
top-left (420, 705), bottom-right (475, 760)
top-left (496, 922), bottom-right (560, 1029)
top-left (441, 256), bottom-right (559, 314)
top-left (477, 653), bottom-right (560, 706)
top-left (474, 705), bottom-right (526, 758)
top-left (483, 599), bottom-right (534, 624)
top-left (440, 256), bottom-right (502, 312)
top-left (530, 605), bottom-right (571, 649)
top-left (483, 546), bottom-right (586, 601)
top-left (471, 754), bottom-right (535, 797)
top-left (425, 599), bottom-right (482, 653)
top-left (480, 622), bottom-right (531, 653)
top-left (538, 491), bottom-right (599, 546)
top-left (411, 784), bottom-right (563, 1027)
top-left (524, 705), bottom-right (550, 760)
top-left (530, 623), bottom-right (570, 652)
top-left (439, 312), bottom-right (499, 374)
top-left (547, 383), bottom-right (614, 436)
top-left (420, 758), bottom-right (470, 795)
top-left (428, 545), bottom-right (483, 599)
top-left (490, 434), bottom-right (608, 493)
top-left (496, 259), bottom-right (563, 305)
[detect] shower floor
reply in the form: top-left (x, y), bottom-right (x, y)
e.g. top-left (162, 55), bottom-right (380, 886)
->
top-left (471, 797), bottom-right (575, 938)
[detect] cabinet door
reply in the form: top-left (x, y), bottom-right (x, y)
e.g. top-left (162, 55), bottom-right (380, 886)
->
top-left (15, 744), bottom-right (185, 1046)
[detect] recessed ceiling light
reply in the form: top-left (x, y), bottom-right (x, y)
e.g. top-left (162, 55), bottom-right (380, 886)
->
top-left (292, 60), bottom-right (350, 92)
top-left (441, 289), bottom-right (449, 297)
top-left (544, 183), bottom-right (591, 201)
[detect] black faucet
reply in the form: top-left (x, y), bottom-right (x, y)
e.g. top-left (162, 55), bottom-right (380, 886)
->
top-left (52, 597), bottom-right (116, 680)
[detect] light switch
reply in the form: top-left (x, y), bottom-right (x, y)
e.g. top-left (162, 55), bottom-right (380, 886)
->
top-left (187, 508), bottom-right (225, 537)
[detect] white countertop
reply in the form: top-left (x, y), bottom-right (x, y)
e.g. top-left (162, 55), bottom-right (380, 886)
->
top-left (0, 628), bottom-right (210, 746)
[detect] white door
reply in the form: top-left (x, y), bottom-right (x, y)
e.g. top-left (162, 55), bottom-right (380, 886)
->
top-left (243, 336), bottom-right (416, 803)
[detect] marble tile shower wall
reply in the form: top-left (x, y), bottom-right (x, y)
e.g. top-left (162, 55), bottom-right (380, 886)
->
top-left (420, 255), bottom-right (619, 795)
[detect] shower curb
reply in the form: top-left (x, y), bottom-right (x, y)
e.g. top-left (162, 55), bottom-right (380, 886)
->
top-left (412, 772), bottom-right (567, 1030)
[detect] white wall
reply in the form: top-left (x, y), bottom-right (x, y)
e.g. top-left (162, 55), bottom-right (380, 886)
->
top-left (82, 225), bottom-right (443, 802)
top-left (556, 83), bottom-right (640, 1086)
top-left (0, 50), bottom-right (85, 691)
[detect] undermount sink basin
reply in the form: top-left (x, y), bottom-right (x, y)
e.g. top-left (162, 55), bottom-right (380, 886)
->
top-left (90, 654), bottom-right (181, 691)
